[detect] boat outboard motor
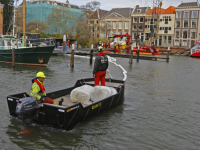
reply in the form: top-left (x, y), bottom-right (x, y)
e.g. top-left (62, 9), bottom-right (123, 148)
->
top-left (15, 97), bottom-right (39, 115)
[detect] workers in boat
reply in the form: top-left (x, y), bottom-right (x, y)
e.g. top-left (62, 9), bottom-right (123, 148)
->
top-left (30, 72), bottom-right (63, 105)
top-left (93, 46), bottom-right (109, 86)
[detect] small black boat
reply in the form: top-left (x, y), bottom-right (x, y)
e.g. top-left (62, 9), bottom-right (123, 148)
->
top-left (7, 78), bottom-right (125, 130)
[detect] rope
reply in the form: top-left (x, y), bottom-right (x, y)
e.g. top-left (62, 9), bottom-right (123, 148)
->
top-left (64, 54), bottom-right (127, 81)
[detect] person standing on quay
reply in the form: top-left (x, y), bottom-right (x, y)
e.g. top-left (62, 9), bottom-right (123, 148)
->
top-left (93, 46), bottom-right (109, 86)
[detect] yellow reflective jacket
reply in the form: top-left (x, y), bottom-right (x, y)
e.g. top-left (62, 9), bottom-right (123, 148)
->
top-left (30, 79), bottom-right (46, 101)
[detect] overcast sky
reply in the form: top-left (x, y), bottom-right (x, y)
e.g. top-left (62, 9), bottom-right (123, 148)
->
top-left (17, 0), bottom-right (198, 10)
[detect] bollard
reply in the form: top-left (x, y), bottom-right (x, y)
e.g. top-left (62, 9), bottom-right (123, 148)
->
top-left (63, 35), bottom-right (66, 52)
top-left (12, 42), bottom-right (15, 68)
top-left (129, 50), bottom-right (133, 64)
top-left (167, 47), bottom-right (170, 62)
top-left (137, 46), bottom-right (140, 62)
top-left (71, 44), bottom-right (74, 68)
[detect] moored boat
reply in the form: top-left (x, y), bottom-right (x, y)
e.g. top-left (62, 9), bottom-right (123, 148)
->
top-left (0, 37), bottom-right (55, 66)
top-left (7, 78), bottom-right (125, 130)
top-left (190, 41), bottom-right (200, 57)
top-left (133, 45), bottom-right (160, 55)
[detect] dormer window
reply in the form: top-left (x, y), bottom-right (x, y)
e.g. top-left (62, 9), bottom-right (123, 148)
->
top-left (137, 9), bottom-right (141, 13)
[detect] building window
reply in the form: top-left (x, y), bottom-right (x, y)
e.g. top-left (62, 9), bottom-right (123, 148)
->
top-left (183, 30), bottom-right (188, 38)
top-left (165, 18), bottom-right (168, 24)
top-left (113, 22), bottom-right (116, 29)
top-left (168, 36), bottom-right (172, 44)
top-left (137, 9), bottom-right (141, 13)
top-left (94, 20), bottom-right (98, 24)
top-left (182, 40), bottom-right (187, 46)
top-left (184, 12), bottom-right (189, 18)
top-left (94, 26), bottom-right (97, 30)
top-left (133, 25), bottom-right (137, 30)
top-left (132, 32), bottom-right (137, 40)
top-left (139, 17), bottom-right (144, 23)
top-left (163, 36), bottom-right (167, 44)
top-left (192, 11), bottom-right (198, 18)
top-left (164, 27), bottom-right (168, 33)
top-left (183, 20), bottom-right (188, 28)
top-left (175, 40), bottom-right (179, 46)
top-left (191, 20), bottom-right (197, 28)
top-left (191, 31), bottom-right (196, 39)
top-left (176, 20), bottom-right (180, 28)
top-left (133, 18), bottom-right (137, 23)
top-left (138, 25), bottom-right (143, 30)
top-left (102, 22), bottom-right (105, 27)
top-left (169, 27), bottom-right (171, 30)
top-left (175, 30), bottom-right (180, 38)
top-left (125, 22), bottom-right (129, 29)
top-left (119, 22), bottom-right (122, 29)
top-left (107, 22), bottom-right (111, 29)
top-left (176, 12), bottom-right (181, 18)
top-left (145, 33), bottom-right (150, 41)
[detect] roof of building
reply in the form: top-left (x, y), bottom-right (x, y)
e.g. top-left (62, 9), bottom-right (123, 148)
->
top-left (147, 6), bottom-right (175, 15)
top-left (163, 6), bottom-right (175, 14)
top-left (177, 2), bottom-right (199, 7)
top-left (147, 7), bottom-right (165, 15)
top-left (132, 6), bottom-right (149, 14)
top-left (103, 7), bottom-right (133, 18)
top-left (88, 9), bottom-right (108, 19)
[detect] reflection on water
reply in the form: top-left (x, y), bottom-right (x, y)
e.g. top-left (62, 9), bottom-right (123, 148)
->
top-left (1, 55), bottom-right (200, 149)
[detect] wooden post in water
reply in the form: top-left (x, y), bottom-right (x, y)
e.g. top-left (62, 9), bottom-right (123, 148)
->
top-left (90, 44), bottom-right (93, 65)
top-left (129, 49), bottom-right (133, 64)
top-left (137, 46), bottom-right (140, 62)
top-left (167, 47), bottom-right (170, 62)
top-left (71, 44), bottom-right (74, 68)
top-left (114, 42), bottom-right (116, 53)
top-left (12, 42), bottom-right (15, 68)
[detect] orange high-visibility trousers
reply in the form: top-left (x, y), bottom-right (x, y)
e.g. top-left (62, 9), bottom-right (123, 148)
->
top-left (94, 70), bottom-right (106, 86)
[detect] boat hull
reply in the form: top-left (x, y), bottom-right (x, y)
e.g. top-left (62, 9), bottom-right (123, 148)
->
top-left (190, 52), bottom-right (200, 57)
top-left (0, 46), bottom-right (55, 66)
top-left (7, 78), bottom-right (125, 130)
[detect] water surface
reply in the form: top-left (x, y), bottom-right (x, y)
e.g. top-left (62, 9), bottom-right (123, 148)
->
top-left (1, 55), bottom-right (200, 149)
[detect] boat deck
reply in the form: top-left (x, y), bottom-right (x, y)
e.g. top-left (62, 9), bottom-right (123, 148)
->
top-left (52, 81), bottom-right (123, 108)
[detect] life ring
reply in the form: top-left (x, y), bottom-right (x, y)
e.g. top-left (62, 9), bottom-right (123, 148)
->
top-left (196, 50), bottom-right (200, 53)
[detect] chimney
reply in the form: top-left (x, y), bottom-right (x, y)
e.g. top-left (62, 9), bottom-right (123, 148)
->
top-left (136, 5), bottom-right (139, 8)
top-left (66, 0), bottom-right (69, 4)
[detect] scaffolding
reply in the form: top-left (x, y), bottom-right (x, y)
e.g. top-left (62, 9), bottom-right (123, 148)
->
top-left (18, 1), bottom-right (86, 34)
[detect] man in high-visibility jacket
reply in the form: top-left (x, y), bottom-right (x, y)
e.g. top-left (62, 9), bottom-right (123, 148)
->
top-left (93, 46), bottom-right (109, 86)
top-left (30, 72), bottom-right (55, 104)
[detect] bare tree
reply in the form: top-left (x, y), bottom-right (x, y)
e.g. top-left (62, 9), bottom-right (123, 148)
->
top-left (46, 6), bottom-right (72, 36)
top-left (80, 1), bottom-right (101, 11)
top-left (70, 14), bottom-right (91, 48)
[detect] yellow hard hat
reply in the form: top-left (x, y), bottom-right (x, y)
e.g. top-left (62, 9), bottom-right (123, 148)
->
top-left (36, 72), bottom-right (45, 78)
top-left (98, 46), bottom-right (103, 52)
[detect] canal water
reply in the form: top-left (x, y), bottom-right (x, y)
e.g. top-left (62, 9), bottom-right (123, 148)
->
top-left (1, 55), bottom-right (200, 149)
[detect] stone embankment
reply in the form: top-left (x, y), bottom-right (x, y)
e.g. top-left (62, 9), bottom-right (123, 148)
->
top-left (157, 46), bottom-right (190, 56)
